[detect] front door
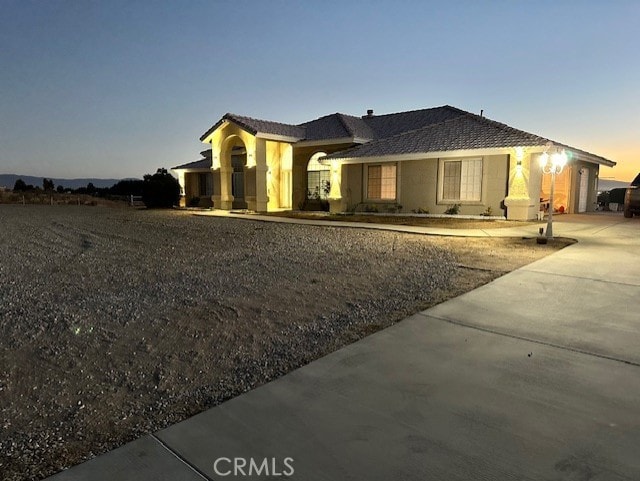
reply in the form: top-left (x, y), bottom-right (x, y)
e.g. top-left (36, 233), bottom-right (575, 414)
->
top-left (231, 154), bottom-right (247, 210)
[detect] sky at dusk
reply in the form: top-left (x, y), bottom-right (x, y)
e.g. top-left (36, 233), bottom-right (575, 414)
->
top-left (1, 0), bottom-right (638, 181)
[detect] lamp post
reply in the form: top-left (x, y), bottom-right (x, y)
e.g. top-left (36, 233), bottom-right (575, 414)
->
top-left (539, 149), bottom-right (568, 238)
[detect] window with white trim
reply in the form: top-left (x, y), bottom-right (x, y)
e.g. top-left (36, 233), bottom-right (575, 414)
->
top-left (442, 159), bottom-right (482, 201)
top-left (367, 164), bottom-right (397, 200)
top-left (307, 152), bottom-right (330, 199)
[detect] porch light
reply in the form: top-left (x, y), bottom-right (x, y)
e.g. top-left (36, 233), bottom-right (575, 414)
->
top-left (515, 146), bottom-right (524, 172)
top-left (246, 151), bottom-right (256, 168)
top-left (539, 148), bottom-right (568, 238)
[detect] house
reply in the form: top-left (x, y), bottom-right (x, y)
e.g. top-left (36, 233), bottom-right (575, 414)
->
top-left (172, 106), bottom-right (616, 220)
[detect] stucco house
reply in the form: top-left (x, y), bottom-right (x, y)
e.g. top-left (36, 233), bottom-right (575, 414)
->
top-left (172, 106), bottom-right (615, 220)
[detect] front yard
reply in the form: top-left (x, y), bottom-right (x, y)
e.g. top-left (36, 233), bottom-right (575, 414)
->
top-left (0, 206), bottom-right (568, 480)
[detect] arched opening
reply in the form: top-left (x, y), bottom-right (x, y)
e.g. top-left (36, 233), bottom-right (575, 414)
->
top-left (222, 136), bottom-right (248, 210)
top-left (307, 152), bottom-right (330, 200)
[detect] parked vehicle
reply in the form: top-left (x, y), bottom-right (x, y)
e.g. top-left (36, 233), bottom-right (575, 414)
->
top-left (624, 173), bottom-right (640, 218)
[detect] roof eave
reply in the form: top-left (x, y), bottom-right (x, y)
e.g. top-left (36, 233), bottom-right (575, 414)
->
top-left (570, 151), bottom-right (616, 167)
top-left (171, 166), bottom-right (212, 172)
top-left (323, 146), bottom-right (541, 164)
top-left (256, 132), bottom-right (303, 142)
top-left (294, 136), bottom-right (369, 148)
top-left (199, 119), bottom-right (226, 143)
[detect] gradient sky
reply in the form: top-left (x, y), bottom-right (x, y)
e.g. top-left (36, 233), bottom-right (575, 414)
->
top-left (1, 0), bottom-right (638, 181)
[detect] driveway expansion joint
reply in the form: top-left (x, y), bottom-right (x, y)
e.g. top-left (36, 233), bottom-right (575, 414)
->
top-left (150, 434), bottom-right (212, 481)
top-left (419, 312), bottom-right (640, 368)
top-left (520, 268), bottom-right (640, 288)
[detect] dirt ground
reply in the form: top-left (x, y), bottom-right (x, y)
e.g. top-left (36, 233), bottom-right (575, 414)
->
top-left (0, 206), bottom-right (570, 480)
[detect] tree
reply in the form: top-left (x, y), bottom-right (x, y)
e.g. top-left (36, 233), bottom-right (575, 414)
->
top-left (43, 178), bottom-right (55, 191)
top-left (86, 182), bottom-right (96, 195)
top-left (13, 179), bottom-right (27, 192)
top-left (142, 168), bottom-right (180, 208)
top-left (109, 179), bottom-right (144, 196)
top-left (56, 185), bottom-right (65, 193)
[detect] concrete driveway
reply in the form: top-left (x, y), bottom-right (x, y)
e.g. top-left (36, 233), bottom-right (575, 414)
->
top-left (48, 213), bottom-right (640, 481)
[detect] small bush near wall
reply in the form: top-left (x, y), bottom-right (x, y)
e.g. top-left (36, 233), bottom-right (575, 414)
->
top-left (299, 197), bottom-right (329, 212)
top-left (444, 204), bottom-right (460, 215)
top-left (480, 206), bottom-right (493, 216)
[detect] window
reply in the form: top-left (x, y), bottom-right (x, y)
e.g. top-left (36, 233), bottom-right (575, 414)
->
top-left (367, 164), bottom-right (396, 200)
top-left (442, 159), bottom-right (482, 201)
top-left (198, 173), bottom-right (212, 196)
top-left (307, 153), bottom-right (330, 199)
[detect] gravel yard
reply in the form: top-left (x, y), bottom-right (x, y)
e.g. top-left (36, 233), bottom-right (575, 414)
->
top-left (0, 206), bottom-right (568, 480)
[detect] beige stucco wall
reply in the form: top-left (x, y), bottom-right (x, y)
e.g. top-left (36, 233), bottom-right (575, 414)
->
top-left (200, 122), bottom-right (296, 212)
top-left (344, 164), bottom-right (363, 210)
top-left (396, 154), bottom-right (509, 215)
top-left (265, 140), bottom-right (293, 210)
top-left (505, 151), bottom-right (544, 220)
top-left (398, 159), bottom-right (438, 213)
top-left (339, 154), bottom-right (509, 215)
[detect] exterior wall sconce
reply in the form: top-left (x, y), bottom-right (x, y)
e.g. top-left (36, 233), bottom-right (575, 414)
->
top-left (539, 148), bottom-right (568, 238)
top-left (246, 152), bottom-right (256, 168)
top-left (515, 147), bottom-right (524, 172)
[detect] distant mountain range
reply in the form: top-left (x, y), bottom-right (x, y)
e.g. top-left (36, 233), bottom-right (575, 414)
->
top-left (0, 174), bottom-right (139, 190)
top-left (598, 179), bottom-right (632, 192)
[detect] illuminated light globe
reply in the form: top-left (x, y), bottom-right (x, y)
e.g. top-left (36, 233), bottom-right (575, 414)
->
top-left (539, 148), bottom-right (568, 238)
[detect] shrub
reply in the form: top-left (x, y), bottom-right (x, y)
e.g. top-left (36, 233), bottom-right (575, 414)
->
top-left (386, 203), bottom-right (402, 213)
top-left (480, 206), bottom-right (493, 216)
top-left (363, 204), bottom-right (379, 213)
top-left (142, 168), bottom-right (180, 208)
top-left (412, 207), bottom-right (429, 214)
top-left (299, 196), bottom-right (329, 211)
top-left (444, 204), bottom-right (460, 215)
top-left (187, 196), bottom-right (201, 208)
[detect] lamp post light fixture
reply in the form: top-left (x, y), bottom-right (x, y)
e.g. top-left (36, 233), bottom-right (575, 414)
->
top-left (539, 148), bottom-right (568, 238)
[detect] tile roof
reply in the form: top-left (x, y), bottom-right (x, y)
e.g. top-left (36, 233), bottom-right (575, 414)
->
top-left (324, 113), bottom-right (549, 159)
top-left (200, 113), bottom-right (306, 141)
top-left (172, 157), bottom-right (211, 170)
top-left (298, 114), bottom-right (350, 140)
top-left (339, 113), bottom-right (377, 140)
top-left (361, 105), bottom-right (468, 139)
top-left (198, 106), bottom-right (615, 167)
top-left (298, 113), bottom-right (376, 141)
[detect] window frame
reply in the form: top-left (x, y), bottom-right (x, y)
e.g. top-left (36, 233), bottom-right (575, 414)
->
top-left (306, 152), bottom-right (331, 199)
top-left (437, 157), bottom-right (484, 205)
top-left (366, 163), bottom-right (398, 201)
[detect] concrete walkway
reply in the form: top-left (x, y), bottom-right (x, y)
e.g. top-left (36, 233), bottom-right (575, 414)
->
top-left (48, 212), bottom-right (640, 480)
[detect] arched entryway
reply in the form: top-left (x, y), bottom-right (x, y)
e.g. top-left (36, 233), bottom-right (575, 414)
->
top-left (307, 152), bottom-right (330, 200)
top-left (231, 146), bottom-right (247, 209)
top-left (221, 136), bottom-right (248, 210)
